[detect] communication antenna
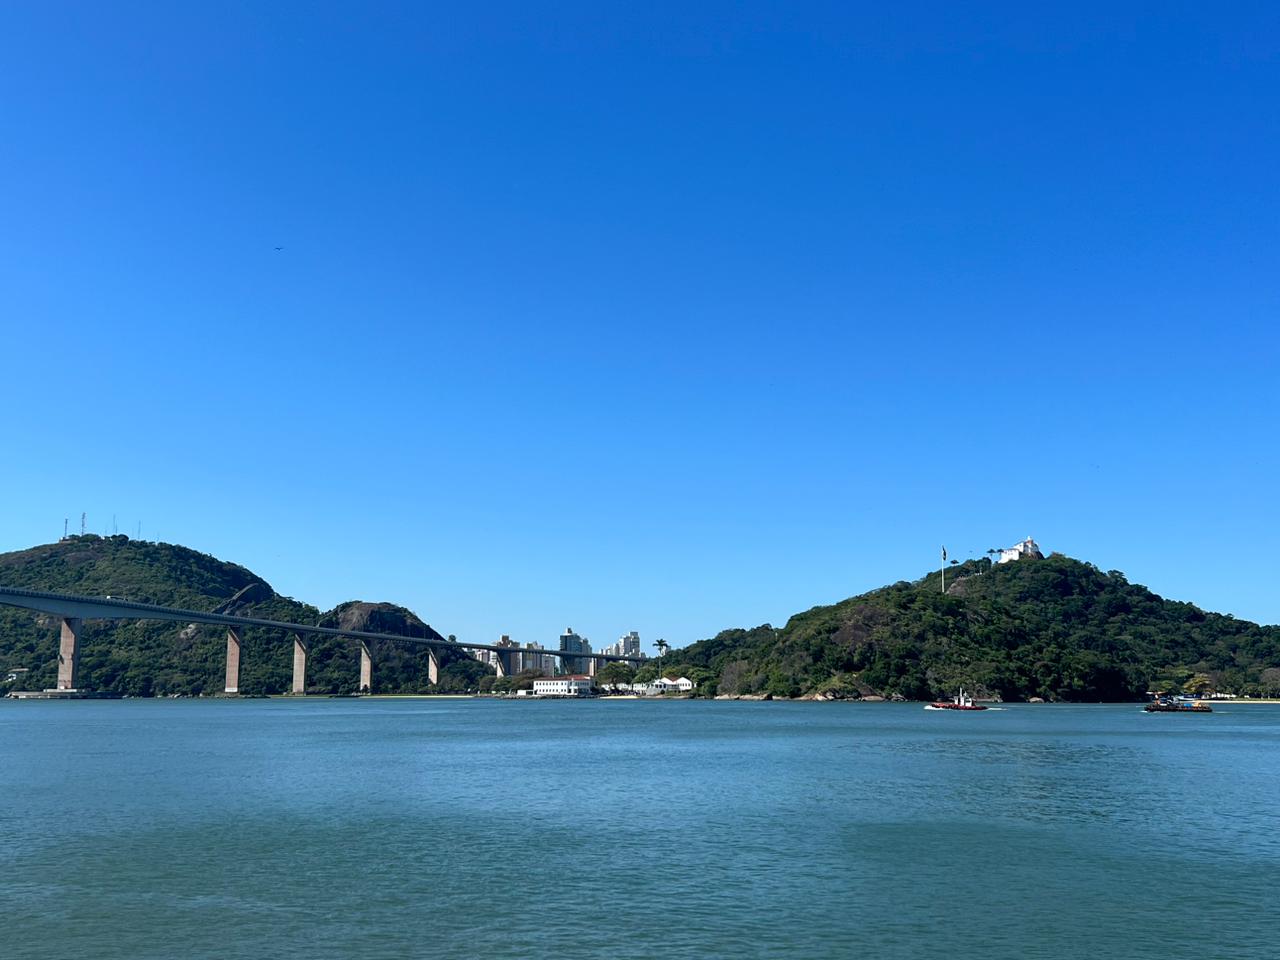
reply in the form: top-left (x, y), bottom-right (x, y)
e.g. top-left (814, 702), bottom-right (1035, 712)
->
top-left (112, 514), bottom-right (118, 535)
top-left (80, 512), bottom-right (86, 536)
top-left (63, 518), bottom-right (68, 539)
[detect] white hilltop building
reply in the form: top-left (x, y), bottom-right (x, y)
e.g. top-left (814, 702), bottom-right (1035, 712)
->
top-left (998, 536), bottom-right (1044, 564)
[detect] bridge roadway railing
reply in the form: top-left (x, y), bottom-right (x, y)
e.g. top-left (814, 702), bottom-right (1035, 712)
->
top-left (0, 585), bottom-right (646, 694)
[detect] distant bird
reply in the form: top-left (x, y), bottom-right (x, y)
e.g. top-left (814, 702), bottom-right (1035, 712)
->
top-left (274, 246), bottom-right (284, 251)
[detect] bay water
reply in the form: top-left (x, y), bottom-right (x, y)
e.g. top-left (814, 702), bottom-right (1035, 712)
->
top-left (2, 699), bottom-right (1276, 959)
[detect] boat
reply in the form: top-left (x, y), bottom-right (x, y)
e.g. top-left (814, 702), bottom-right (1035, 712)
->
top-left (1144, 697), bottom-right (1212, 713)
top-left (924, 687), bottom-right (988, 711)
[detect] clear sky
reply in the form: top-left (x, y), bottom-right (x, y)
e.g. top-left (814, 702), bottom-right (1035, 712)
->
top-left (2, 2), bottom-right (1277, 653)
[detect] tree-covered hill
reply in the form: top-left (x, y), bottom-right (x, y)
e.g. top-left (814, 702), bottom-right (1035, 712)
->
top-left (8, 538), bottom-right (1278, 702)
top-left (0, 536), bottom-right (486, 695)
top-left (662, 554), bottom-right (1280, 701)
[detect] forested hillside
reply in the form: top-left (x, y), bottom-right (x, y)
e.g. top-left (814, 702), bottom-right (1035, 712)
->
top-left (6, 538), bottom-right (1278, 701)
top-left (661, 554), bottom-right (1280, 701)
top-left (0, 536), bottom-right (486, 695)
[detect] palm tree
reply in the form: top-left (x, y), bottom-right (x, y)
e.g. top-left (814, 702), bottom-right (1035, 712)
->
top-left (655, 638), bottom-right (669, 680)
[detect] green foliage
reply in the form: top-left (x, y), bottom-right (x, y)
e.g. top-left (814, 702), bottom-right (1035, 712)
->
top-left (671, 555), bottom-right (1280, 702)
top-left (679, 665), bottom-right (716, 696)
top-left (812, 673), bottom-right (864, 699)
top-left (1260, 668), bottom-right (1280, 698)
top-left (6, 540), bottom-right (1276, 704)
top-left (596, 662), bottom-right (635, 688)
top-left (0, 536), bottom-right (484, 695)
top-left (648, 663), bottom-right (715, 696)
top-left (492, 669), bottom-right (546, 693)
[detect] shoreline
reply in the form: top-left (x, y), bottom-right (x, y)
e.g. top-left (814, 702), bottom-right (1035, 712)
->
top-left (10, 690), bottom-right (1280, 705)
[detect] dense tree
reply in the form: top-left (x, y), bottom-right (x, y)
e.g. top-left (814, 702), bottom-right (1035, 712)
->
top-left (669, 554), bottom-right (1280, 702)
top-left (0, 536), bottom-right (487, 695)
top-left (596, 662), bottom-right (635, 689)
top-left (5, 539), bottom-right (1276, 703)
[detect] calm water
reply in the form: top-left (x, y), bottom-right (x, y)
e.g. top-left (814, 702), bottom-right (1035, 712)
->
top-left (2, 699), bottom-right (1277, 959)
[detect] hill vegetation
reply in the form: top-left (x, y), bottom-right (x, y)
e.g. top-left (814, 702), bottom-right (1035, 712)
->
top-left (658, 554), bottom-right (1280, 701)
top-left (4, 538), bottom-right (1278, 702)
top-left (0, 536), bottom-right (487, 695)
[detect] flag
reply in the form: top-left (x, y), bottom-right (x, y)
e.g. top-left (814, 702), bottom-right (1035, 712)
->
top-left (941, 546), bottom-right (947, 562)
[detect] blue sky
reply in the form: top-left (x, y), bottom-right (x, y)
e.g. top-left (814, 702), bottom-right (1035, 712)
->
top-left (2, 2), bottom-right (1277, 651)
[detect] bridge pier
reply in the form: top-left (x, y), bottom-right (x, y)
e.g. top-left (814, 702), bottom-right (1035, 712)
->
top-left (0, 588), bottom-right (472, 697)
top-left (495, 649), bottom-right (515, 679)
top-left (291, 634), bottom-right (307, 695)
top-left (224, 628), bottom-right (242, 694)
top-left (57, 617), bottom-right (82, 690)
top-left (359, 642), bottom-right (372, 693)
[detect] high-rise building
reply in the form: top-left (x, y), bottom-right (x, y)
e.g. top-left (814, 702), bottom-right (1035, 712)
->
top-left (600, 631), bottom-right (644, 659)
top-left (559, 627), bottom-right (590, 674)
top-left (523, 642), bottom-right (556, 674)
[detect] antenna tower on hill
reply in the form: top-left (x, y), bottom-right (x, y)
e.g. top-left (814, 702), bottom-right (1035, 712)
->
top-left (80, 512), bottom-right (86, 536)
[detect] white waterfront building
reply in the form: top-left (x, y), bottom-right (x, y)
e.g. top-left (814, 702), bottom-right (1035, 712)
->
top-left (532, 675), bottom-right (595, 697)
top-left (630, 676), bottom-right (697, 696)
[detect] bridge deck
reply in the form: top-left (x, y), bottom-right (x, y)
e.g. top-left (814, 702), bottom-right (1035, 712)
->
top-left (0, 586), bottom-right (647, 663)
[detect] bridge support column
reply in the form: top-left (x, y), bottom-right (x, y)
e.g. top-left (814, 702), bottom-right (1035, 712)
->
top-left (495, 649), bottom-right (514, 678)
top-left (57, 617), bottom-right (82, 690)
top-left (428, 648), bottom-right (440, 685)
top-left (291, 635), bottom-right (307, 695)
top-left (224, 628), bottom-right (242, 694)
top-left (359, 642), bottom-right (372, 693)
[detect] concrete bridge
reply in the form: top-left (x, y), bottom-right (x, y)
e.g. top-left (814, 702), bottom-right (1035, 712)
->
top-left (0, 586), bottom-right (646, 695)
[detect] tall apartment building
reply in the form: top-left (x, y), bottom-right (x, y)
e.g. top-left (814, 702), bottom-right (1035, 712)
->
top-left (523, 642), bottom-right (557, 675)
top-left (599, 631), bottom-right (644, 659)
top-left (558, 627), bottom-right (591, 675)
top-left (600, 631), bottom-right (642, 658)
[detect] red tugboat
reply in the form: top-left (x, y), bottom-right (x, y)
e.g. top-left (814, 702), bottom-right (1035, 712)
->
top-left (924, 687), bottom-right (988, 711)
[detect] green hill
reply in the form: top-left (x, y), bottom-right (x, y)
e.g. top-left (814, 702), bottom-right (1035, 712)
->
top-left (7, 539), bottom-right (1278, 702)
top-left (662, 554), bottom-right (1280, 701)
top-left (0, 536), bottom-right (487, 695)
